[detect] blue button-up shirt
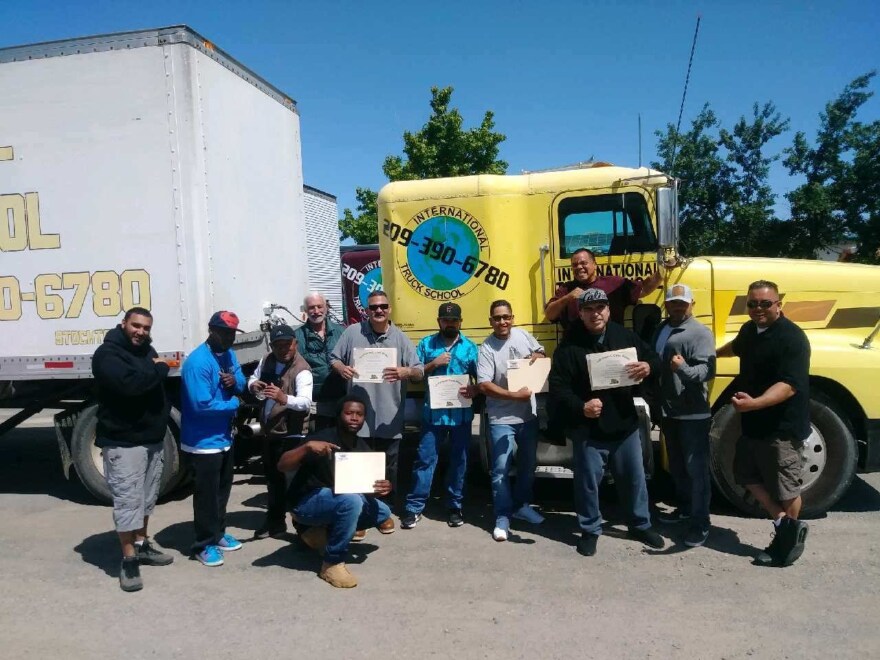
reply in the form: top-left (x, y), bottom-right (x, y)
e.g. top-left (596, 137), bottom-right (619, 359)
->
top-left (417, 332), bottom-right (479, 426)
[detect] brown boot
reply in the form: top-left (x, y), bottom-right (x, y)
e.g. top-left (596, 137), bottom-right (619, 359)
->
top-left (351, 529), bottom-right (367, 542)
top-left (319, 562), bottom-right (358, 588)
top-left (299, 526), bottom-right (328, 555)
top-left (378, 517), bottom-right (395, 534)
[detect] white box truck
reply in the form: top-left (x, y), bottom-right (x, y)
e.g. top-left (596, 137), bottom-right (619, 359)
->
top-left (0, 26), bottom-right (337, 501)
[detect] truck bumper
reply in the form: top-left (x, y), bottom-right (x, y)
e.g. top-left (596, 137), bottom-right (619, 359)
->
top-left (860, 419), bottom-right (880, 472)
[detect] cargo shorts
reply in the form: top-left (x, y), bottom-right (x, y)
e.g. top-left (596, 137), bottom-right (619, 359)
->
top-left (102, 443), bottom-right (165, 533)
top-left (733, 434), bottom-right (804, 502)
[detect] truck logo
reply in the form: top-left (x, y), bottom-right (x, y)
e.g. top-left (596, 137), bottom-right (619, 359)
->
top-left (383, 205), bottom-right (509, 301)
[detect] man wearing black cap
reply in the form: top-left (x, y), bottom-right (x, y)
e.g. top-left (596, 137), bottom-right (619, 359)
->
top-left (248, 324), bottom-right (313, 539)
top-left (401, 303), bottom-right (479, 529)
top-left (549, 288), bottom-right (665, 556)
top-left (181, 310), bottom-right (247, 567)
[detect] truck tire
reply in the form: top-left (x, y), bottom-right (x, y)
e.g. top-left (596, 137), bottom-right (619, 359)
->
top-left (70, 405), bottom-right (183, 505)
top-left (709, 397), bottom-right (858, 518)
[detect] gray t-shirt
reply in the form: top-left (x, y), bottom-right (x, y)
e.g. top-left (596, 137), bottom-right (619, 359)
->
top-left (330, 321), bottom-right (424, 439)
top-left (477, 327), bottom-right (544, 425)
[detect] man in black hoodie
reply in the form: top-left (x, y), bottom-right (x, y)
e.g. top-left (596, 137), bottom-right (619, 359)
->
top-left (549, 288), bottom-right (665, 557)
top-left (92, 307), bottom-right (174, 592)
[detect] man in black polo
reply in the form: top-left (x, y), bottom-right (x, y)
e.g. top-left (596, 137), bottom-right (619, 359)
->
top-left (718, 280), bottom-right (811, 567)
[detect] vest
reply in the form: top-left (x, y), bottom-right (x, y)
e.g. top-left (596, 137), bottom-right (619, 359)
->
top-left (259, 351), bottom-right (311, 438)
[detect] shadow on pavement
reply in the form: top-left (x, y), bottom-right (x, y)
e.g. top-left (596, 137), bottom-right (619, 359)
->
top-left (74, 530), bottom-right (121, 577)
top-left (831, 475), bottom-right (880, 513)
top-left (153, 510), bottom-right (268, 556)
top-left (252, 539), bottom-right (379, 573)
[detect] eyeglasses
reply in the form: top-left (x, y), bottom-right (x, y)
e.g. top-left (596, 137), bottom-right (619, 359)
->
top-left (368, 304), bottom-right (390, 311)
top-left (490, 314), bottom-right (513, 322)
top-left (746, 299), bottom-right (778, 310)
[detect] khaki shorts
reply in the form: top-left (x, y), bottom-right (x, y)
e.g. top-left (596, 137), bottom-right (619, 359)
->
top-left (733, 434), bottom-right (803, 502)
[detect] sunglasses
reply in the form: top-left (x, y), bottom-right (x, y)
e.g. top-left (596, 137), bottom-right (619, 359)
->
top-left (368, 304), bottom-right (390, 311)
top-left (746, 299), bottom-right (778, 310)
top-left (490, 314), bottom-right (513, 322)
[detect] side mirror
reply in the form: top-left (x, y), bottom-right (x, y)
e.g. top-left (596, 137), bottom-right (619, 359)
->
top-left (655, 185), bottom-right (679, 250)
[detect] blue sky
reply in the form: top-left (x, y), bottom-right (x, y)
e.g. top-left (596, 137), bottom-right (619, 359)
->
top-left (3, 0), bottom-right (878, 233)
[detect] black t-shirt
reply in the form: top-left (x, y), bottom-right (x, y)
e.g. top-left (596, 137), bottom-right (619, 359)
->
top-left (731, 316), bottom-right (811, 441)
top-left (286, 428), bottom-right (370, 505)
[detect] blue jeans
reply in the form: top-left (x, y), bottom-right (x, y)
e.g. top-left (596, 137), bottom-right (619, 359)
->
top-left (571, 428), bottom-right (651, 535)
top-left (661, 417), bottom-right (712, 529)
top-left (292, 487), bottom-right (391, 564)
top-left (488, 420), bottom-right (538, 518)
top-left (405, 423), bottom-right (470, 514)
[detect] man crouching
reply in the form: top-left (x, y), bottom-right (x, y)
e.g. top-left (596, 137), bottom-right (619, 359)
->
top-left (278, 394), bottom-right (393, 588)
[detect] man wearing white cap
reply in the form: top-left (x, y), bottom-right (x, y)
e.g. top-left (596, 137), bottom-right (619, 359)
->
top-left (651, 284), bottom-right (716, 547)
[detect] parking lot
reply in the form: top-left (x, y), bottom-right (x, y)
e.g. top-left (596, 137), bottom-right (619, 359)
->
top-left (1, 410), bottom-right (879, 659)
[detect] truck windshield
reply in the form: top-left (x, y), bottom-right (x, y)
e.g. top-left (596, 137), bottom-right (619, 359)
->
top-left (558, 192), bottom-right (657, 257)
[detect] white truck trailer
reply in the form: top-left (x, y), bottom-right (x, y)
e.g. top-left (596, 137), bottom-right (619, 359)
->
top-left (0, 26), bottom-right (336, 501)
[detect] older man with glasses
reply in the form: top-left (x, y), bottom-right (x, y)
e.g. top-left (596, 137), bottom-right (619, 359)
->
top-left (717, 280), bottom-right (811, 567)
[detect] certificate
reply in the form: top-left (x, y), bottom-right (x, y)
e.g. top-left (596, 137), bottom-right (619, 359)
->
top-left (352, 347), bottom-right (397, 383)
top-left (506, 358), bottom-right (552, 393)
top-left (334, 452), bottom-right (385, 494)
top-left (586, 347), bottom-right (640, 390)
top-left (428, 374), bottom-right (471, 409)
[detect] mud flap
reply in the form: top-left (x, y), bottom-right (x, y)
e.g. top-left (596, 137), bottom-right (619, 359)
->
top-left (53, 403), bottom-right (90, 479)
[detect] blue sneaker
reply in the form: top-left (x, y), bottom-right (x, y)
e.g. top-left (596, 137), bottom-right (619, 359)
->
top-left (217, 533), bottom-right (242, 552)
top-left (196, 545), bottom-right (224, 567)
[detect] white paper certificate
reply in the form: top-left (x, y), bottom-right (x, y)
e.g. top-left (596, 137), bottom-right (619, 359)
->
top-left (352, 347), bottom-right (397, 383)
top-left (428, 374), bottom-right (471, 409)
top-left (333, 452), bottom-right (385, 494)
top-left (586, 347), bottom-right (640, 390)
top-left (506, 358), bottom-right (552, 393)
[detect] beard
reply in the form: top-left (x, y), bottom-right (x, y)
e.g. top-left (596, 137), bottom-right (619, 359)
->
top-left (441, 326), bottom-right (460, 339)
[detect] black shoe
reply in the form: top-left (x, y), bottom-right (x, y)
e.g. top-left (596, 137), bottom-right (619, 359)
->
top-left (400, 512), bottom-right (421, 529)
top-left (683, 526), bottom-right (709, 548)
top-left (628, 527), bottom-right (665, 549)
top-left (447, 509), bottom-right (464, 527)
top-left (657, 508), bottom-right (691, 525)
top-left (577, 533), bottom-right (599, 556)
top-left (754, 524), bottom-right (786, 566)
top-left (119, 557), bottom-right (143, 592)
top-left (777, 518), bottom-right (809, 566)
top-left (254, 519), bottom-right (288, 540)
top-left (136, 539), bottom-right (174, 566)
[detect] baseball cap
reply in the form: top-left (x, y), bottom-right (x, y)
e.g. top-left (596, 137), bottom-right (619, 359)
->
top-left (208, 310), bottom-right (244, 332)
top-left (665, 284), bottom-right (694, 303)
top-left (269, 324), bottom-right (296, 342)
top-left (438, 302), bottom-right (462, 319)
top-left (578, 288), bottom-right (609, 307)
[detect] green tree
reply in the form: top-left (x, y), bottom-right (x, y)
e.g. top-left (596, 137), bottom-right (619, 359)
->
top-left (339, 86), bottom-right (507, 244)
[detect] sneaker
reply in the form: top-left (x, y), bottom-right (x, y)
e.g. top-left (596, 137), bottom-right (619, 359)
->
top-left (119, 557), bottom-right (143, 592)
top-left (754, 529), bottom-right (784, 566)
top-left (217, 533), bottom-right (242, 552)
top-left (299, 526), bottom-right (328, 554)
top-left (684, 526), bottom-right (710, 548)
top-left (576, 533), bottom-right (599, 557)
top-left (195, 545), bottom-right (224, 567)
top-left (447, 509), bottom-right (464, 528)
top-left (777, 517), bottom-right (810, 567)
top-left (351, 529), bottom-right (367, 542)
top-left (254, 519), bottom-right (287, 540)
top-left (628, 527), bottom-right (665, 549)
top-left (136, 539), bottom-right (174, 566)
top-left (657, 508), bottom-right (691, 525)
top-left (492, 517), bottom-right (510, 542)
top-left (512, 504), bottom-right (545, 525)
top-left (400, 512), bottom-right (422, 529)
top-left (319, 562), bottom-right (358, 588)
top-left (378, 517), bottom-right (395, 534)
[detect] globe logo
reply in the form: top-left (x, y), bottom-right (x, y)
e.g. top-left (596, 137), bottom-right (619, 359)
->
top-left (407, 216), bottom-right (480, 291)
top-left (357, 265), bottom-right (383, 314)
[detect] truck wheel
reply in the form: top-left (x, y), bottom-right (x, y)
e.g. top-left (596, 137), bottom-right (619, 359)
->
top-left (70, 405), bottom-right (183, 504)
top-left (709, 397), bottom-right (858, 518)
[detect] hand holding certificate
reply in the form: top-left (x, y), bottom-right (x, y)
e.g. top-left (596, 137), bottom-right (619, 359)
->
top-left (352, 347), bottom-right (397, 383)
top-left (334, 451), bottom-right (386, 494)
top-left (586, 347), bottom-right (643, 390)
top-left (428, 374), bottom-right (471, 409)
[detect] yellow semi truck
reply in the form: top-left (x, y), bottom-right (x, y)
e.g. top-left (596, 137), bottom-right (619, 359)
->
top-left (377, 163), bottom-right (880, 517)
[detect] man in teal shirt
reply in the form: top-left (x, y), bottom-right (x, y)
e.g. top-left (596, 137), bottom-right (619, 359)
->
top-left (401, 303), bottom-right (478, 529)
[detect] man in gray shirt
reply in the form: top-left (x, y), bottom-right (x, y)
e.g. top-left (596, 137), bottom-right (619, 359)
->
top-left (477, 299), bottom-right (548, 542)
top-left (331, 290), bottom-right (423, 499)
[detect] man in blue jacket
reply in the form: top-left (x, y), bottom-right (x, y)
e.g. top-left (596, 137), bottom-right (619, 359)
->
top-left (181, 311), bottom-right (247, 567)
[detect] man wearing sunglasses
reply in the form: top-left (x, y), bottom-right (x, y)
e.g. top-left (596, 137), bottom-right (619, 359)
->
top-left (330, 290), bottom-right (424, 505)
top-left (549, 288), bottom-right (665, 557)
top-left (717, 280), bottom-right (811, 567)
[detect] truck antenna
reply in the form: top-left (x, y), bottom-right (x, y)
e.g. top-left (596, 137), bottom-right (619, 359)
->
top-left (638, 113), bottom-right (642, 168)
top-left (670, 14), bottom-right (702, 174)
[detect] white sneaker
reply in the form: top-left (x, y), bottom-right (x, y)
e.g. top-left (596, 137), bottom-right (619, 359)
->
top-left (512, 505), bottom-right (545, 525)
top-left (492, 517), bottom-right (509, 542)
